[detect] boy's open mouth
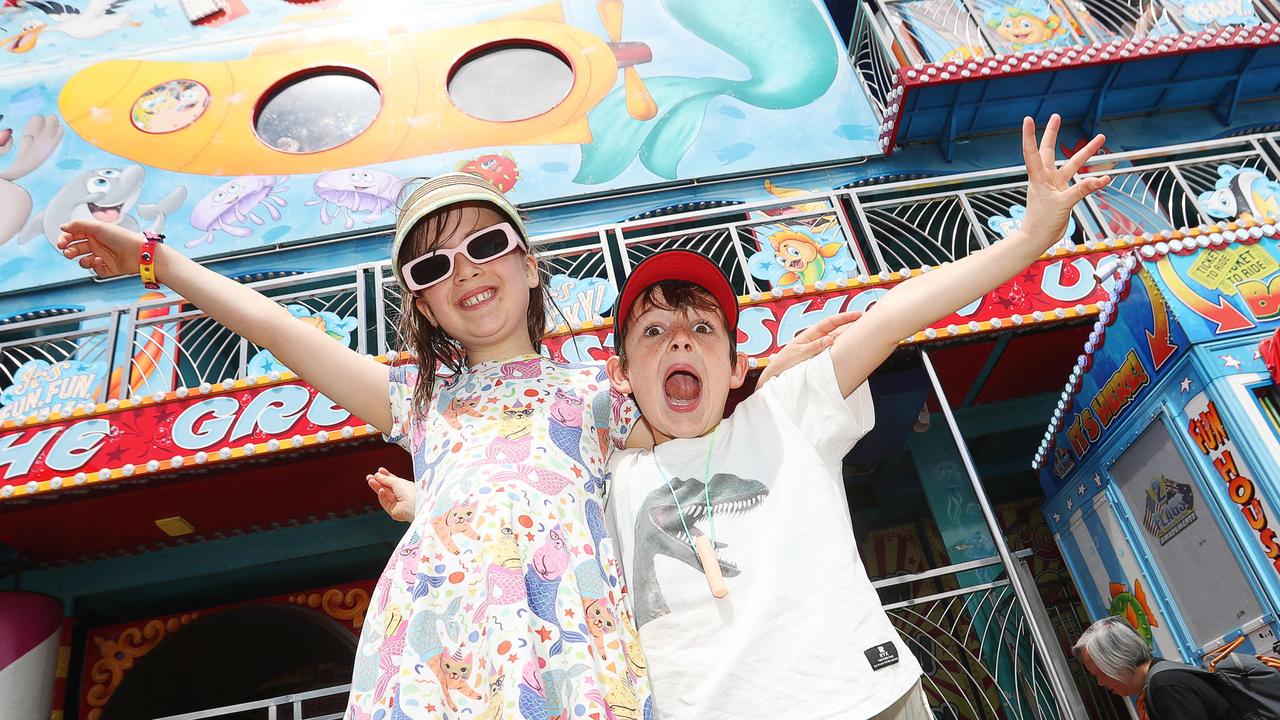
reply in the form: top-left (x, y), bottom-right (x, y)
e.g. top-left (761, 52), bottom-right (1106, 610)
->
top-left (663, 366), bottom-right (702, 412)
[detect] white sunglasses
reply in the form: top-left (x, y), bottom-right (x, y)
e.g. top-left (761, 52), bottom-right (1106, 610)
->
top-left (399, 222), bottom-right (525, 292)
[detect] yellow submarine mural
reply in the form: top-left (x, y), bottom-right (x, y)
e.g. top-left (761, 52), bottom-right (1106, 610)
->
top-left (59, 1), bottom-right (656, 176)
top-left (1, 0), bottom-right (879, 295)
top-left (52, 0), bottom-right (861, 182)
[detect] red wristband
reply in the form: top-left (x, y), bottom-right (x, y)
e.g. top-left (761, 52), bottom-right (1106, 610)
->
top-left (139, 231), bottom-right (165, 289)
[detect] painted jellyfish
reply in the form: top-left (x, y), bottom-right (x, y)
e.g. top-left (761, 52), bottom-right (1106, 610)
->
top-left (187, 175), bottom-right (289, 247)
top-left (306, 168), bottom-right (404, 229)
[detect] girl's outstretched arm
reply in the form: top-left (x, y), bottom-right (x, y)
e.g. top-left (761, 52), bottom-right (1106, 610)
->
top-left (57, 219), bottom-right (394, 433)
top-left (829, 114), bottom-right (1111, 397)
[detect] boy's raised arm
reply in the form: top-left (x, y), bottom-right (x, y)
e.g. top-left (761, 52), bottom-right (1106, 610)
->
top-left (828, 115), bottom-right (1111, 397)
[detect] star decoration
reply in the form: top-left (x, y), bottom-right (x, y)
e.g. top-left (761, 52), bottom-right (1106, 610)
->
top-left (1179, 377), bottom-right (1192, 393)
top-left (1077, 484), bottom-right (1085, 496)
top-left (1066, 499), bottom-right (1073, 510)
top-left (1093, 473), bottom-right (1102, 487)
top-left (508, 653), bottom-right (518, 663)
top-left (565, 608), bottom-right (575, 618)
top-left (1053, 512), bottom-right (1062, 523)
top-left (427, 704), bottom-right (437, 712)
top-left (464, 603), bottom-right (474, 613)
top-left (526, 532), bottom-right (535, 542)
top-left (101, 444), bottom-right (130, 464)
top-left (572, 466), bottom-right (583, 478)
top-left (1221, 354), bottom-right (1242, 370)
top-left (536, 627), bottom-right (553, 642)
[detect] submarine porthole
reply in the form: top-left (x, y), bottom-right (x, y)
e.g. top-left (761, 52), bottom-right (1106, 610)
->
top-left (132, 79), bottom-right (211, 134)
top-left (255, 70), bottom-right (381, 154)
top-left (448, 43), bottom-right (574, 122)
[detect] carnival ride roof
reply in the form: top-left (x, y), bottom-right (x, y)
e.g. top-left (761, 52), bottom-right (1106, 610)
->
top-left (1033, 217), bottom-right (1280, 485)
top-left (883, 26), bottom-right (1280, 159)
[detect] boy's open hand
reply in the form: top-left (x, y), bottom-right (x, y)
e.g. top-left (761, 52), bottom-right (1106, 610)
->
top-left (368, 467), bottom-right (416, 522)
top-left (56, 219), bottom-right (147, 278)
top-left (757, 310), bottom-right (862, 387)
top-left (1021, 114), bottom-right (1111, 252)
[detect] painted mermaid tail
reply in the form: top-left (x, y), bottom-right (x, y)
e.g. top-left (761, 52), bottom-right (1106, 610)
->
top-left (576, 0), bottom-right (840, 183)
top-left (525, 566), bottom-right (586, 656)
top-left (519, 658), bottom-right (587, 720)
top-left (585, 499), bottom-right (613, 587)
top-left (471, 563), bottom-right (527, 622)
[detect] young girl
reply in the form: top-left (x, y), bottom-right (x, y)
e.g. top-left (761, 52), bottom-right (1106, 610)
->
top-left (57, 173), bottom-right (653, 720)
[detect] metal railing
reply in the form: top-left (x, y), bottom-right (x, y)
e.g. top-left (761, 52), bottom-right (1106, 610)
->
top-left (4, 130), bottom-right (1280, 417)
top-left (151, 683), bottom-right (350, 720)
top-left (875, 552), bottom-right (1073, 720)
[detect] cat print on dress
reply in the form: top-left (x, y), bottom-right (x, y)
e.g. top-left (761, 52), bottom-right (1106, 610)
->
top-left (474, 675), bottom-right (505, 720)
top-left (427, 649), bottom-right (483, 712)
top-left (524, 525), bottom-right (582, 656)
top-left (475, 402), bottom-right (535, 466)
top-left (471, 525), bottom-right (528, 622)
top-left (583, 597), bottom-right (616, 660)
top-left (548, 388), bottom-right (585, 464)
top-left (431, 498), bottom-right (480, 555)
top-left (443, 394), bottom-right (483, 430)
top-left (548, 388), bottom-right (607, 492)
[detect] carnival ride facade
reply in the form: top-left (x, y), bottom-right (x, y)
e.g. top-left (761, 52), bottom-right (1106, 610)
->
top-left (4, 0), bottom-right (1280, 718)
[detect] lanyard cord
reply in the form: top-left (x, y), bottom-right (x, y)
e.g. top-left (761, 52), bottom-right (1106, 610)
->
top-left (656, 426), bottom-right (719, 555)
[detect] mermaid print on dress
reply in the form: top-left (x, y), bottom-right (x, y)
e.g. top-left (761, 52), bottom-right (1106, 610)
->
top-left (345, 354), bottom-right (650, 719)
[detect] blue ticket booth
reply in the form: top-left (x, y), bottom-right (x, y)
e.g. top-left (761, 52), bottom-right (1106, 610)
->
top-left (1037, 221), bottom-right (1280, 665)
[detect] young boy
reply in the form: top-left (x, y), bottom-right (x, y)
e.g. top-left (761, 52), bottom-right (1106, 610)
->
top-left (600, 116), bottom-right (1107, 719)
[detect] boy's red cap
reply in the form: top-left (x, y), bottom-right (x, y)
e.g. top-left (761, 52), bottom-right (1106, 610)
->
top-left (614, 249), bottom-right (739, 333)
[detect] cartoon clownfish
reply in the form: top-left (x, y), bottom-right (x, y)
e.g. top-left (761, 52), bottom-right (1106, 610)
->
top-left (767, 230), bottom-right (844, 286)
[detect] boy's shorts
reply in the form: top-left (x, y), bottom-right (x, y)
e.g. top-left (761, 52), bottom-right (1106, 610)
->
top-left (871, 679), bottom-right (932, 720)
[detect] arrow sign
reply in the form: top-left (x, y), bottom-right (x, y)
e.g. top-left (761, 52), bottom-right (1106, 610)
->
top-left (1154, 257), bottom-right (1254, 334)
top-left (1140, 271), bottom-right (1179, 371)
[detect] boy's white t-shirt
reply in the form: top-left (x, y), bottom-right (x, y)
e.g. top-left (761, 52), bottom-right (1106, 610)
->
top-left (605, 352), bottom-right (922, 719)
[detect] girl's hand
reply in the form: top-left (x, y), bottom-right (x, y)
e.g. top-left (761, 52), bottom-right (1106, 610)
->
top-left (1020, 114), bottom-right (1111, 253)
top-left (757, 310), bottom-right (862, 387)
top-left (56, 219), bottom-right (147, 278)
top-left (368, 467), bottom-right (417, 522)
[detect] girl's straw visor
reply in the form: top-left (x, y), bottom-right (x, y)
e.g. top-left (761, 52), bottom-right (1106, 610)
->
top-left (392, 172), bottom-right (528, 289)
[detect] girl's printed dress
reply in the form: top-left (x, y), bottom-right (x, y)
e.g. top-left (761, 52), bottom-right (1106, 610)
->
top-left (346, 354), bottom-right (652, 720)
